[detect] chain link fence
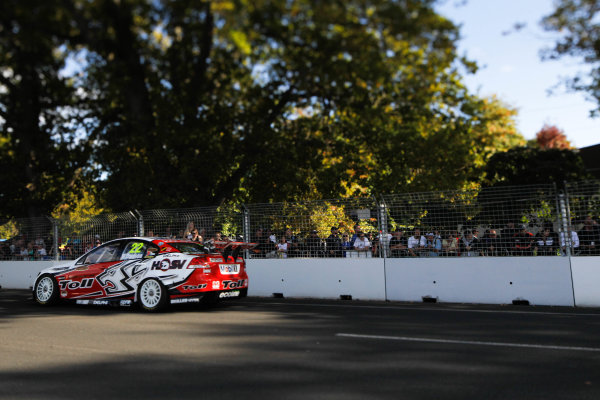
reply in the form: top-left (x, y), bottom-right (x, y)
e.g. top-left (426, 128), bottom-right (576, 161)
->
top-left (1, 181), bottom-right (599, 261)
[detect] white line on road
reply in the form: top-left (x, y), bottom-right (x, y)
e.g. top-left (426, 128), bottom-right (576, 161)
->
top-left (335, 333), bottom-right (600, 352)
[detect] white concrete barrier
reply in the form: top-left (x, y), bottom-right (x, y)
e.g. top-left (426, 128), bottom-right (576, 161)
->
top-left (0, 261), bottom-right (69, 289)
top-left (384, 257), bottom-right (575, 306)
top-left (246, 258), bottom-right (386, 300)
top-left (570, 256), bottom-right (600, 307)
top-left (0, 257), bottom-right (584, 308)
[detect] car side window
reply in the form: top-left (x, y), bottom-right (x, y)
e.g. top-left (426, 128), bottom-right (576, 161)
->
top-left (121, 241), bottom-right (148, 260)
top-left (79, 242), bottom-right (124, 264)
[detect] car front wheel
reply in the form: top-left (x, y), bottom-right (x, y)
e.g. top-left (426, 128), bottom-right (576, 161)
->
top-left (137, 278), bottom-right (167, 312)
top-left (33, 274), bottom-right (59, 305)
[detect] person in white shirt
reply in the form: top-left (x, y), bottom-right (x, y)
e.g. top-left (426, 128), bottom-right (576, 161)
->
top-left (407, 228), bottom-right (426, 257)
top-left (276, 237), bottom-right (288, 258)
top-left (560, 229), bottom-right (580, 255)
top-left (353, 232), bottom-right (371, 252)
top-left (35, 244), bottom-right (47, 259)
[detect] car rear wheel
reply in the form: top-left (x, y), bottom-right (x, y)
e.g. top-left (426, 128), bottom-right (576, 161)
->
top-left (33, 274), bottom-right (59, 305)
top-left (137, 278), bottom-right (167, 312)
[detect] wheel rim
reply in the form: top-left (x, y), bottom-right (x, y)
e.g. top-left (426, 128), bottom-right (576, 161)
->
top-left (140, 280), bottom-right (162, 308)
top-left (36, 277), bottom-right (54, 302)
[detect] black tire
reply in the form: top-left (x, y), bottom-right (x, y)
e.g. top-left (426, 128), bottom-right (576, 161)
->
top-left (33, 274), bottom-right (59, 305)
top-left (137, 278), bottom-right (168, 312)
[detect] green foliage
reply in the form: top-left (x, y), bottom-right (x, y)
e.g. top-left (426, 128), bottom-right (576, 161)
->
top-left (0, 220), bottom-right (19, 240)
top-left (542, 0), bottom-right (600, 115)
top-left (483, 147), bottom-right (592, 187)
top-left (0, 0), bottom-right (530, 218)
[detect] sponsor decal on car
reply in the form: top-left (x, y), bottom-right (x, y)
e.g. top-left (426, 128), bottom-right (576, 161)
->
top-left (212, 281), bottom-right (220, 289)
top-left (151, 259), bottom-right (187, 271)
top-left (182, 284), bottom-right (208, 291)
top-left (222, 280), bottom-right (246, 289)
top-left (219, 290), bottom-right (240, 298)
top-left (170, 298), bottom-right (200, 304)
top-left (59, 278), bottom-right (94, 291)
top-left (219, 264), bottom-right (240, 274)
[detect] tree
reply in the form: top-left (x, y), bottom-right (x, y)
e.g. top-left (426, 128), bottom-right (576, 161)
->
top-left (0, 0), bottom-right (91, 219)
top-left (1, 0), bottom-right (529, 218)
top-left (482, 147), bottom-right (591, 187)
top-left (69, 0), bottom-right (526, 209)
top-left (541, 0), bottom-right (600, 115)
top-left (535, 124), bottom-right (572, 149)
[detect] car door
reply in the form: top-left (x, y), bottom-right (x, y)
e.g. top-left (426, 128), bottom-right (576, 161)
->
top-left (62, 241), bottom-right (126, 298)
top-left (94, 240), bottom-right (156, 298)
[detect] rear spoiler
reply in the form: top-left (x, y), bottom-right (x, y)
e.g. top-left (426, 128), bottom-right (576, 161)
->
top-left (211, 241), bottom-right (258, 250)
top-left (210, 240), bottom-right (258, 260)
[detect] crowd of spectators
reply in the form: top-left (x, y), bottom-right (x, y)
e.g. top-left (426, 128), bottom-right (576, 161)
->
top-left (0, 233), bottom-right (108, 261)
top-left (2, 216), bottom-right (599, 261)
top-left (246, 217), bottom-right (600, 258)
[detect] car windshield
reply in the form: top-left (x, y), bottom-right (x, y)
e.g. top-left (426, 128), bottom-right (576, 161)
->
top-left (167, 242), bottom-right (209, 254)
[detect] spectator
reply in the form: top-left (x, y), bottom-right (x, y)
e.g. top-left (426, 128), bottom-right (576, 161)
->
top-left (407, 228), bottom-right (426, 257)
top-left (480, 229), bottom-right (503, 256)
top-left (146, 230), bottom-right (155, 237)
top-left (341, 233), bottom-right (352, 257)
top-left (459, 230), bottom-right (479, 257)
top-left (374, 230), bottom-right (393, 257)
top-left (267, 228), bottom-right (277, 247)
top-left (350, 224), bottom-right (362, 244)
top-left (83, 240), bottom-right (94, 254)
top-left (353, 232), bottom-right (371, 253)
top-left (501, 222), bottom-right (519, 255)
top-left (368, 232), bottom-right (379, 257)
top-left (389, 229), bottom-right (408, 258)
top-left (190, 229), bottom-right (202, 243)
top-left (184, 221), bottom-right (196, 239)
top-left (424, 232), bottom-right (442, 257)
top-left (513, 225), bottom-right (534, 256)
top-left (442, 230), bottom-right (459, 257)
top-left (579, 216), bottom-right (599, 256)
top-left (326, 226), bottom-right (342, 258)
top-left (21, 242), bottom-right (35, 260)
top-left (284, 228), bottom-right (300, 257)
top-left (305, 230), bottom-right (324, 257)
top-left (34, 236), bottom-right (46, 249)
top-left (251, 228), bottom-right (265, 258)
top-left (212, 231), bottom-right (224, 242)
top-left (535, 225), bottom-right (558, 256)
top-left (560, 229), bottom-right (580, 255)
top-left (0, 241), bottom-right (9, 260)
top-left (35, 243), bottom-right (47, 260)
top-left (276, 237), bottom-right (288, 258)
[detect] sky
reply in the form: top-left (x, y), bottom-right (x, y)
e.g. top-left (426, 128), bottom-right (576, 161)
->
top-left (437, 0), bottom-right (600, 148)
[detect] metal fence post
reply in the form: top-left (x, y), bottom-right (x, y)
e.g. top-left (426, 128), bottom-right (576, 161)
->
top-left (242, 205), bottom-right (251, 258)
top-left (48, 217), bottom-right (59, 261)
top-left (377, 196), bottom-right (389, 258)
top-left (134, 210), bottom-right (144, 237)
top-left (558, 192), bottom-right (571, 257)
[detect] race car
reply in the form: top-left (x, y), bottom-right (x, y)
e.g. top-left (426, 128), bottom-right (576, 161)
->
top-left (32, 237), bottom-right (254, 311)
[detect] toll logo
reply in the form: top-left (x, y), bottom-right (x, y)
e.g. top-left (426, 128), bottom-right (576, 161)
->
top-left (59, 278), bottom-right (94, 291)
top-left (222, 280), bottom-right (246, 289)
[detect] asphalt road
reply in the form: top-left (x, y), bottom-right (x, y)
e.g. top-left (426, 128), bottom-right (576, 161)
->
top-left (2, 290), bottom-right (600, 400)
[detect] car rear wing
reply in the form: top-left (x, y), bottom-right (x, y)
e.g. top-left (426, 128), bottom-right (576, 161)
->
top-left (210, 241), bottom-right (258, 260)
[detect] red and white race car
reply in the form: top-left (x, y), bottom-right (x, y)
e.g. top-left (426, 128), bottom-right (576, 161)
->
top-left (32, 237), bottom-right (254, 311)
